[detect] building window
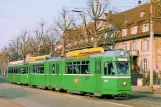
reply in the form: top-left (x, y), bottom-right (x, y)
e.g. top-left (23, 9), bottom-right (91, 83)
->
top-left (140, 12), bottom-right (145, 17)
top-left (122, 29), bottom-right (127, 37)
top-left (143, 58), bottom-right (148, 71)
top-left (121, 43), bottom-right (127, 50)
top-left (130, 41), bottom-right (137, 50)
top-left (141, 40), bottom-right (149, 51)
top-left (91, 37), bottom-right (94, 41)
top-left (142, 23), bottom-right (149, 32)
top-left (131, 26), bottom-right (138, 35)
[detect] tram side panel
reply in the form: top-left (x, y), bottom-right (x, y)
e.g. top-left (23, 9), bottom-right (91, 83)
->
top-left (61, 58), bottom-right (95, 93)
top-left (79, 58), bottom-right (95, 93)
top-left (47, 61), bottom-right (57, 89)
top-left (29, 62), bottom-right (47, 87)
top-left (19, 65), bottom-right (29, 84)
top-left (7, 67), bottom-right (13, 83)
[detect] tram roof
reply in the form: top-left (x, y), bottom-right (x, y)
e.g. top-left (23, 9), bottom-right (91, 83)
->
top-left (47, 57), bottom-right (61, 62)
top-left (8, 63), bottom-right (28, 67)
top-left (28, 57), bottom-right (61, 64)
top-left (89, 49), bottom-right (129, 57)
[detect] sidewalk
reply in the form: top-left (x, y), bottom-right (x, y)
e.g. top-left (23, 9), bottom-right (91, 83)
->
top-left (132, 85), bottom-right (161, 94)
top-left (0, 97), bottom-right (24, 107)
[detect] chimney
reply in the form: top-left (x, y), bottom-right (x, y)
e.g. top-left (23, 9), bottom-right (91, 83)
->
top-left (138, 0), bottom-right (141, 6)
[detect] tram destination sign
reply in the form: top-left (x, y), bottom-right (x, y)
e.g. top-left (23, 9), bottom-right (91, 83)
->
top-left (118, 58), bottom-right (128, 61)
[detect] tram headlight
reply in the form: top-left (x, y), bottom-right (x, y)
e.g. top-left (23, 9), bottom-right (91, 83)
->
top-left (122, 82), bottom-right (127, 86)
top-left (120, 50), bottom-right (125, 56)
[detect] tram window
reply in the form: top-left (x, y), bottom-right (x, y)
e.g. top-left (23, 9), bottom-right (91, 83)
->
top-left (33, 65), bottom-right (37, 73)
top-left (18, 68), bottom-right (21, 74)
top-left (21, 67), bottom-right (23, 74)
top-left (8, 68), bottom-right (11, 74)
top-left (52, 64), bottom-right (55, 74)
top-left (21, 67), bottom-right (28, 74)
top-left (13, 68), bottom-right (15, 74)
top-left (66, 61), bottom-right (86, 74)
top-left (15, 68), bottom-right (18, 74)
top-left (10, 68), bottom-right (12, 73)
top-left (73, 65), bottom-right (80, 74)
top-left (72, 62), bottom-right (80, 74)
top-left (104, 62), bottom-right (114, 75)
top-left (37, 66), bottom-right (39, 73)
top-left (115, 62), bottom-right (129, 75)
top-left (11, 68), bottom-right (13, 73)
top-left (14, 68), bottom-right (17, 74)
top-left (24, 67), bottom-right (26, 74)
top-left (26, 67), bottom-right (28, 74)
top-left (81, 61), bottom-right (90, 74)
top-left (39, 64), bottom-right (44, 74)
top-left (10, 68), bottom-right (13, 74)
top-left (66, 62), bottom-right (72, 74)
top-left (25, 67), bottom-right (28, 74)
top-left (12, 68), bottom-right (14, 73)
top-left (67, 65), bottom-right (72, 74)
top-left (24, 67), bottom-right (27, 74)
top-left (36, 65), bottom-right (39, 73)
top-left (56, 64), bottom-right (59, 74)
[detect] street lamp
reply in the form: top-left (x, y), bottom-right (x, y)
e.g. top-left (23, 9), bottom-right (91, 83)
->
top-left (72, 10), bottom-right (83, 13)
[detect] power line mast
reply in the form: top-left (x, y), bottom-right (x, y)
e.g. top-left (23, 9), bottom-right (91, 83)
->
top-left (150, 0), bottom-right (154, 91)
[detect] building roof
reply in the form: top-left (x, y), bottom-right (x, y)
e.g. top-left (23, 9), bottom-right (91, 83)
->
top-left (63, 22), bottom-right (96, 50)
top-left (104, 1), bottom-right (161, 29)
top-left (103, 1), bottom-right (161, 42)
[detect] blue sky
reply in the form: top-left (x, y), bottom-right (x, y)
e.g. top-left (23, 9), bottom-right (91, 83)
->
top-left (0, 0), bottom-right (145, 49)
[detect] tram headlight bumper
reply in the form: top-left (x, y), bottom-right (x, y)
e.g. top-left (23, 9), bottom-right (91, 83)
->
top-left (122, 82), bottom-right (127, 86)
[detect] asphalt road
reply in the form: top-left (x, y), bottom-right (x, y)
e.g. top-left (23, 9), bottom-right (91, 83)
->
top-left (0, 77), bottom-right (161, 107)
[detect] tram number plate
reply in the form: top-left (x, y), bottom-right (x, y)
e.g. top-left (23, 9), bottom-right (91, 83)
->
top-left (104, 80), bottom-right (108, 82)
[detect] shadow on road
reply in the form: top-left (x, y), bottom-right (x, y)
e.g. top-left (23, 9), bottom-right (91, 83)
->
top-left (0, 76), bottom-right (34, 100)
top-left (129, 94), bottom-right (146, 100)
top-left (0, 76), bottom-right (8, 83)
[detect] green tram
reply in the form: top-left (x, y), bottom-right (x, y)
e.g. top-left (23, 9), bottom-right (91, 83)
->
top-left (7, 48), bottom-right (131, 98)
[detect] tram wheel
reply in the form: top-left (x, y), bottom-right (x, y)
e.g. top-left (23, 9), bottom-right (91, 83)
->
top-left (32, 85), bottom-right (37, 88)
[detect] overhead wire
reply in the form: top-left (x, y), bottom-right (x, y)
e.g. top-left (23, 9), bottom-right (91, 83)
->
top-left (0, 15), bottom-right (38, 23)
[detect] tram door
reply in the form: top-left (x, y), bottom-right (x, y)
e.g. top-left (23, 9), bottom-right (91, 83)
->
top-left (46, 63), bottom-right (50, 87)
top-left (95, 59), bottom-right (101, 93)
top-left (55, 63), bottom-right (61, 90)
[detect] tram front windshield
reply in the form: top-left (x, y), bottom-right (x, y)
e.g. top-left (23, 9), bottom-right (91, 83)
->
top-left (114, 62), bottom-right (129, 75)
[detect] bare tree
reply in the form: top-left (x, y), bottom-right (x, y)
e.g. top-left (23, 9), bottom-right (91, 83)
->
top-left (7, 37), bottom-right (21, 61)
top-left (19, 30), bottom-right (31, 62)
top-left (80, 0), bottom-right (109, 47)
top-left (31, 21), bottom-right (55, 56)
top-left (0, 48), bottom-right (9, 76)
top-left (52, 9), bottom-right (75, 57)
top-left (80, 0), bottom-right (111, 48)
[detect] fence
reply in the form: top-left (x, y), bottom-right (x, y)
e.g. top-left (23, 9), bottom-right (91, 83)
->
top-left (131, 71), bottom-right (161, 86)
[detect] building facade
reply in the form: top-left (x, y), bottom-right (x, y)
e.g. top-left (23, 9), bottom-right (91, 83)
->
top-left (103, 1), bottom-right (161, 74)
